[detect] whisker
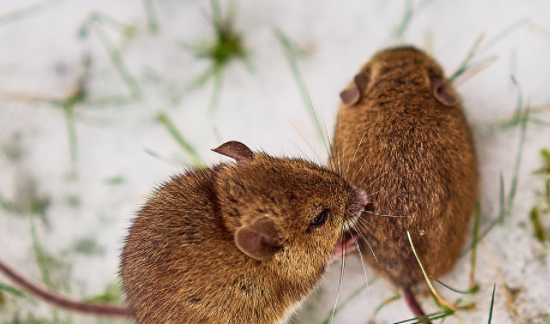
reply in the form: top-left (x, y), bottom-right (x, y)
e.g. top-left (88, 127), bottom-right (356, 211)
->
top-left (345, 131), bottom-right (367, 178)
top-left (365, 211), bottom-right (408, 218)
top-left (351, 227), bottom-right (371, 298)
top-left (366, 191), bottom-right (380, 198)
top-left (354, 218), bottom-right (378, 238)
top-left (283, 115), bottom-right (322, 165)
top-left (329, 227), bottom-right (346, 324)
top-left (352, 228), bottom-right (400, 300)
top-left (365, 170), bottom-right (388, 190)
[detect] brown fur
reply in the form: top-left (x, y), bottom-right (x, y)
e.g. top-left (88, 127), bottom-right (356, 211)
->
top-left (121, 144), bottom-right (369, 324)
top-left (330, 47), bottom-right (478, 288)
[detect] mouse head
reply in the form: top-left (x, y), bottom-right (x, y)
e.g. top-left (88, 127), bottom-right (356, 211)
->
top-left (213, 141), bottom-right (369, 273)
top-left (340, 46), bottom-right (459, 107)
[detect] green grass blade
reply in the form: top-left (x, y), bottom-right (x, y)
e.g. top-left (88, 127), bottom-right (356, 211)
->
top-left (393, 311), bottom-right (449, 324)
top-left (144, 149), bottom-right (190, 168)
top-left (541, 148), bottom-right (550, 164)
top-left (30, 216), bottom-right (61, 323)
top-left (529, 207), bottom-right (546, 242)
top-left (209, 0), bottom-right (223, 28)
top-left (372, 293), bottom-right (401, 319)
top-left (0, 0), bottom-right (61, 26)
top-left (274, 29), bottom-right (328, 148)
top-left (62, 105), bottom-right (78, 176)
top-left (392, 0), bottom-right (435, 45)
top-left (546, 178), bottom-right (550, 208)
top-left (478, 18), bottom-right (529, 56)
top-left (156, 112), bottom-right (206, 167)
top-left (449, 34), bottom-right (485, 82)
top-left (469, 201), bottom-right (481, 289)
top-left (0, 283), bottom-right (24, 297)
top-left (433, 278), bottom-right (474, 295)
top-left (30, 216), bottom-right (54, 290)
top-left (142, 0), bottom-right (159, 33)
top-left (208, 65), bottom-right (224, 116)
top-left (498, 172), bottom-right (505, 223)
top-left (506, 104), bottom-right (529, 220)
top-left (90, 12), bottom-right (131, 33)
top-left (0, 190), bottom-right (14, 212)
top-left (487, 284), bottom-right (496, 323)
top-left (394, 0), bottom-right (413, 44)
top-left (87, 18), bottom-right (141, 98)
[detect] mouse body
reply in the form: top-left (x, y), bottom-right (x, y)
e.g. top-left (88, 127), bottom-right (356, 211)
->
top-left (121, 141), bottom-right (369, 324)
top-left (330, 47), bottom-right (478, 307)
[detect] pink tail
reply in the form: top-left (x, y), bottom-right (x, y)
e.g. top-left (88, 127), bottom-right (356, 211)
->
top-left (404, 286), bottom-right (432, 324)
top-left (0, 258), bottom-right (134, 318)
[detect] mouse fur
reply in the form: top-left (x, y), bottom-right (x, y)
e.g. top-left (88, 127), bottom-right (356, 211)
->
top-left (121, 141), bottom-right (369, 324)
top-left (330, 46), bottom-right (478, 293)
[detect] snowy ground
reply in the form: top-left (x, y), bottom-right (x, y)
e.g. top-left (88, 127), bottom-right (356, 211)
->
top-left (1, 0), bottom-right (550, 323)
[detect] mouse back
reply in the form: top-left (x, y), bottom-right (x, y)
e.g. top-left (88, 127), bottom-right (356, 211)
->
top-left (331, 46), bottom-right (478, 287)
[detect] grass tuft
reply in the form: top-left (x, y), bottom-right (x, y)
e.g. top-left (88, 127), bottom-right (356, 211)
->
top-left (176, 0), bottom-right (249, 114)
top-left (3, 55), bottom-right (91, 177)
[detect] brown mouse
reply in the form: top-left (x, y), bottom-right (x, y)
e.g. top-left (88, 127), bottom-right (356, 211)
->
top-left (330, 47), bottom-right (478, 321)
top-left (121, 141), bottom-right (370, 324)
top-left (1, 141), bottom-right (370, 323)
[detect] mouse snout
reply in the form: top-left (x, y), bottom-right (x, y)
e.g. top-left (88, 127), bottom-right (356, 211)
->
top-left (350, 185), bottom-right (370, 213)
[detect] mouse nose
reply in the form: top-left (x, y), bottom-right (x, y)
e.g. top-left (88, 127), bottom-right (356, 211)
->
top-left (351, 185), bottom-right (370, 212)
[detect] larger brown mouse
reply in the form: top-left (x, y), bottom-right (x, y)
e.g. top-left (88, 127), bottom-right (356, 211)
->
top-left (330, 47), bottom-right (478, 320)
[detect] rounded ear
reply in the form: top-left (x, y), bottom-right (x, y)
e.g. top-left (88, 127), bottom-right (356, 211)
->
top-left (235, 217), bottom-right (282, 260)
top-left (340, 69), bottom-right (370, 106)
top-left (430, 74), bottom-right (458, 106)
top-left (212, 141), bottom-right (254, 163)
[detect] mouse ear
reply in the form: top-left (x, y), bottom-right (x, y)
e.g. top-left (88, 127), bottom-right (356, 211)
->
top-left (340, 69), bottom-right (370, 106)
top-left (430, 73), bottom-right (458, 106)
top-left (212, 141), bottom-right (254, 163)
top-left (235, 217), bottom-right (282, 260)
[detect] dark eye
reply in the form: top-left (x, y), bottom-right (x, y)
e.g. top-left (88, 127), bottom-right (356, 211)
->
top-left (309, 209), bottom-right (329, 229)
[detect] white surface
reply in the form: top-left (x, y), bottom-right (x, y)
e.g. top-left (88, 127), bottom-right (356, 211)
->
top-left (1, 0), bottom-right (550, 323)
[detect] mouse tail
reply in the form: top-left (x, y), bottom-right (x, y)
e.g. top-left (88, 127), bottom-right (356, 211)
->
top-left (404, 286), bottom-right (432, 324)
top-left (0, 258), bottom-right (134, 318)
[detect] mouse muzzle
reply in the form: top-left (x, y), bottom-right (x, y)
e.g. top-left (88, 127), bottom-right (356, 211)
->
top-left (329, 185), bottom-right (370, 263)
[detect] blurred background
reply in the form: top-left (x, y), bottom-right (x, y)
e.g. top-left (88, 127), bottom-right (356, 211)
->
top-left (1, 0), bottom-right (550, 323)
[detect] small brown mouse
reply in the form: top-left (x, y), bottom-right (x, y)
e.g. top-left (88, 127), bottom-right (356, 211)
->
top-left (1, 141), bottom-right (369, 323)
top-left (121, 141), bottom-right (370, 324)
top-left (330, 47), bottom-right (478, 321)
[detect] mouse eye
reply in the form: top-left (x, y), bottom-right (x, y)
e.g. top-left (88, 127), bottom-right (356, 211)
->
top-left (309, 209), bottom-right (329, 229)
